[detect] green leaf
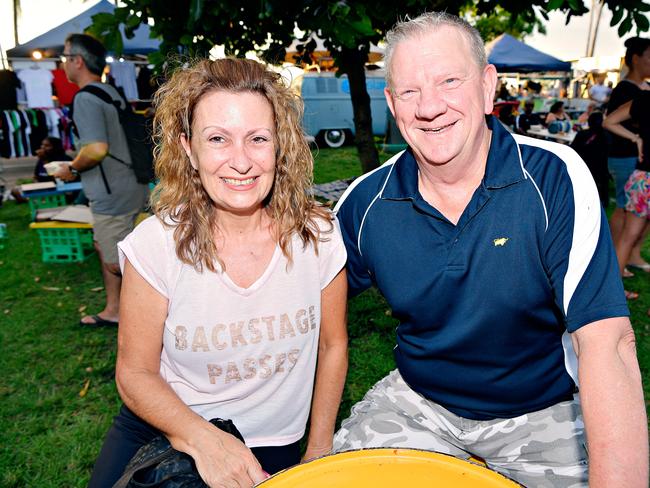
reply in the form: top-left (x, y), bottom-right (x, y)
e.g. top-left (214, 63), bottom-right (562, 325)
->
top-left (566, 0), bottom-right (580, 10)
top-left (189, 0), bottom-right (204, 23)
top-left (89, 12), bottom-right (117, 31)
top-left (610, 7), bottom-right (624, 26)
top-left (113, 7), bottom-right (129, 23)
top-left (618, 14), bottom-right (633, 36)
top-left (347, 16), bottom-right (375, 36)
top-left (126, 14), bottom-right (142, 29)
top-left (147, 50), bottom-right (164, 68)
top-left (180, 34), bottom-right (194, 46)
top-left (547, 0), bottom-right (565, 10)
top-left (634, 11), bottom-right (650, 32)
top-left (329, 2), bottom-right (351, 17)
top-left (104, 30), bottom-right (124, 56)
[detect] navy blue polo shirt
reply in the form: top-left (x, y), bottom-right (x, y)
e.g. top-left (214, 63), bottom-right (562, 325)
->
top-left (335, 116), bottom-right (628, 420)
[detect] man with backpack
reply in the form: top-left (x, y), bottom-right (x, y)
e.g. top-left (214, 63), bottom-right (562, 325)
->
top-left (55, 33), bottom-right (148, 328)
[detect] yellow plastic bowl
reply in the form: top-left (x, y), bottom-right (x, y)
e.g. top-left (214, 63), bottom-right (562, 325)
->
top-left (260, 448), bottom-right (520, 487)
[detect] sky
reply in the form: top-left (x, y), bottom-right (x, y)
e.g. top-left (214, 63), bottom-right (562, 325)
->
top-left (0, 0), bottom-right (103, 65)
top-left (525, 6), bottom-right (641, 61)
top-left (0, 0), bottom-right (645, 66)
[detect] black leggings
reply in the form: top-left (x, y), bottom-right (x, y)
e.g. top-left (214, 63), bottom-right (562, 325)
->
top-left (88, 405), bottom-right (301, 488)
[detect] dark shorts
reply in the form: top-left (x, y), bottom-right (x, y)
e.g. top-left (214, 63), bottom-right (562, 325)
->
top-left (608, 156), bottom-right (637, 208)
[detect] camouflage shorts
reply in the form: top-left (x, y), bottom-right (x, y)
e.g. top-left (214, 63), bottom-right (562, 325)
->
top-left (333, 369), bottom-right (588, 488)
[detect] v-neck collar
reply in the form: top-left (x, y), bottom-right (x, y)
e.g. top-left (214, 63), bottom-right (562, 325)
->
top-left (217, 244), bottom-right (282, 296)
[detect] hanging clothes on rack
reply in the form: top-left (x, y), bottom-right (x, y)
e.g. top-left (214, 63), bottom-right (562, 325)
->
top-left (51, 68), bottom-right (79, 106)
top-left (26, 109), bottom-right (48, 154)
top-left (136, 65), bottom-right (154, 101)
top-left (109, 60), bottom-right (139, 100)
top-left (16, 67), bottom-right (54, 108)
top-left (0, 108), bottom-right (75, 158)
top-left (2, 110), bottom-right (25, 157)
top-left (46, 109), bottom-right (61, 139)
top-left (1, 111), bottom-right (16, 158)
top-left (0, 70), bottom-right (21, 111)
top-left (17, 110), bottom-right (32, 155)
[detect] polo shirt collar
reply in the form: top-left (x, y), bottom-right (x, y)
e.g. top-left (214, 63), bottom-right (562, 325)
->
top-left (483, 115), bottom-right (526, 189)
top-left (380, 115), bottom-right (526, 200)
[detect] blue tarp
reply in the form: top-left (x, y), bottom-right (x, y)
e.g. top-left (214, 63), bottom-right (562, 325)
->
top-left (487, 34), bottom-right (571, 73)
top-left (7, 0), bottom-right (159, 58)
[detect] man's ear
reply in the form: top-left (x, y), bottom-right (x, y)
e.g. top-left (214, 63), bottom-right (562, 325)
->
top-left (385, 87), bottom-right (397, 118)
top-left (180, 133), bottom-right (197, 170)
top-left (75, 54), bottom-right (86, 71)
top-left (482, 64), bottom-right (498, 115)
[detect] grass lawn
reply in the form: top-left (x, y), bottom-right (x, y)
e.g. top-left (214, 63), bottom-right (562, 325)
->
top-left (0, 145), bottom-right (648, 486)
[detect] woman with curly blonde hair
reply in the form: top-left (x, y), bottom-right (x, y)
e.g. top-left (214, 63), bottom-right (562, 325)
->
top-left (88, 58), bottom-right (348, 488)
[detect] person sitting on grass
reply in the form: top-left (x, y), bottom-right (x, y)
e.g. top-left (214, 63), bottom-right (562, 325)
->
top-left (10, 137), bottom-right (71, 203)
top-left (87, 58), bottom-right (348, 488)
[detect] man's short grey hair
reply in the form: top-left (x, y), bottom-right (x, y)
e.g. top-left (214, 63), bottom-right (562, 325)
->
top-left (65, 33), bottom-right (107, 76)
top-left (384, 12), bottom-right (487, 89)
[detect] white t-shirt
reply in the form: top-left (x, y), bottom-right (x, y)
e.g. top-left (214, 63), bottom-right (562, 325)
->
top-left (589, 83), bottom-right (611, 103)
top-left (109, 61), bottom-right (139, 101)
top-left (17, 68), bottom-right (54, 108)
top-left (118, 214), bottom-right (347, 447)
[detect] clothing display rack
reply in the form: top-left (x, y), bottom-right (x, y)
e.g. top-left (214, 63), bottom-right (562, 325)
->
top-left (1, 107), bottom-right (75, 158)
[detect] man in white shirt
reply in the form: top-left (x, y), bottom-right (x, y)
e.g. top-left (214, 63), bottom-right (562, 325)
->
top-left (589, 74), bottom-right (612, 106)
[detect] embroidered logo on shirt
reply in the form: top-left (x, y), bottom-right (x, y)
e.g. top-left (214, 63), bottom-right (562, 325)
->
top-left (493, 237), bottom-right (509, 247)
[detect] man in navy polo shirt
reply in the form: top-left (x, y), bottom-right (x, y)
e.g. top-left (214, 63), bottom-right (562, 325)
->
top-left (333, 12), bottom-right (647, 487)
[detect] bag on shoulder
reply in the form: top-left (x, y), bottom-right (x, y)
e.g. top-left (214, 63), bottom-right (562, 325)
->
top-left (76, 84), bottom-right (155, 184)
top-left (112, 418), bottom-right (245, 488)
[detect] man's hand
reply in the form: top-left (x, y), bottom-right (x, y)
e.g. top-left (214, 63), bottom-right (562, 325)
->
top-left (53, 163), bottom-right (76, 182)
top-left (58, 142), bottom-right (108, 177)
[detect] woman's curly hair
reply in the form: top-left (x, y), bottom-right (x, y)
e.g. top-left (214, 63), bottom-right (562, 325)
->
top-left (151, 58), bottom-right (332, 272)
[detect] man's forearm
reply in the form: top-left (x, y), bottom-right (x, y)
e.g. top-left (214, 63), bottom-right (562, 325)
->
top-left (70, 143), bottom-right (108, 172)
top-left (578, 322), bottom-right (648, 487)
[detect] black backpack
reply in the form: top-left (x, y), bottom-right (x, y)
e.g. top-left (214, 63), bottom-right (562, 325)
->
top-left (74, 84), bottom-right (155, 185)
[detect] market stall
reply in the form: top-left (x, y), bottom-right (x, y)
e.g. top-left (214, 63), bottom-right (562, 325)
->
top-left (1, 0), bottom-right (160, 160)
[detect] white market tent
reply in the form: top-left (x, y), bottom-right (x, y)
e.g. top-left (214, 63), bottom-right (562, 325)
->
top-left (6, 0), bottom-right (159, 59)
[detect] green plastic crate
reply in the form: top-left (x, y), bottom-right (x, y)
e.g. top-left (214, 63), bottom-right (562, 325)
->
top-left (28, 194), bottom-right (67, 220)
top-left (30, 223), bottom-right (94, 263)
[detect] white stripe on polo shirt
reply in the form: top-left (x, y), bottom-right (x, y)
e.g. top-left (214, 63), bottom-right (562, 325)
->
top-left (513, 135), bottom-right (602, 385)
top-left (513, 135), bottom-right (601, 316)
top-left (334, 151), bottom-right (402, 257)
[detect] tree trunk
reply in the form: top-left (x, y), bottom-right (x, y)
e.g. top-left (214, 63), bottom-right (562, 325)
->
top-left (13, 0), bottom-right (21, 46)
top-left (588, 1), bottom-right (605, 57)
top-left (337, 46), bottom-right (379, 174)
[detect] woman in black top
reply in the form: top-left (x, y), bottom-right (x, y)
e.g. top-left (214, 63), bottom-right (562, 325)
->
top-left (604, 90), bottom-right (649, 300)
top-left (605, 37), bottom-right (650, 275)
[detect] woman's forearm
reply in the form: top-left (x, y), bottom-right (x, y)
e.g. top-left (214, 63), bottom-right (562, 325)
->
top-left (305, 342), bottom-right (348, 451)
top-left (116, 366), bottom-right (211, 452)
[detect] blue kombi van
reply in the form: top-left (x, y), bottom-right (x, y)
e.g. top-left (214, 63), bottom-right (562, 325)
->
top-left (297, 72), bottom-right (388, 147)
